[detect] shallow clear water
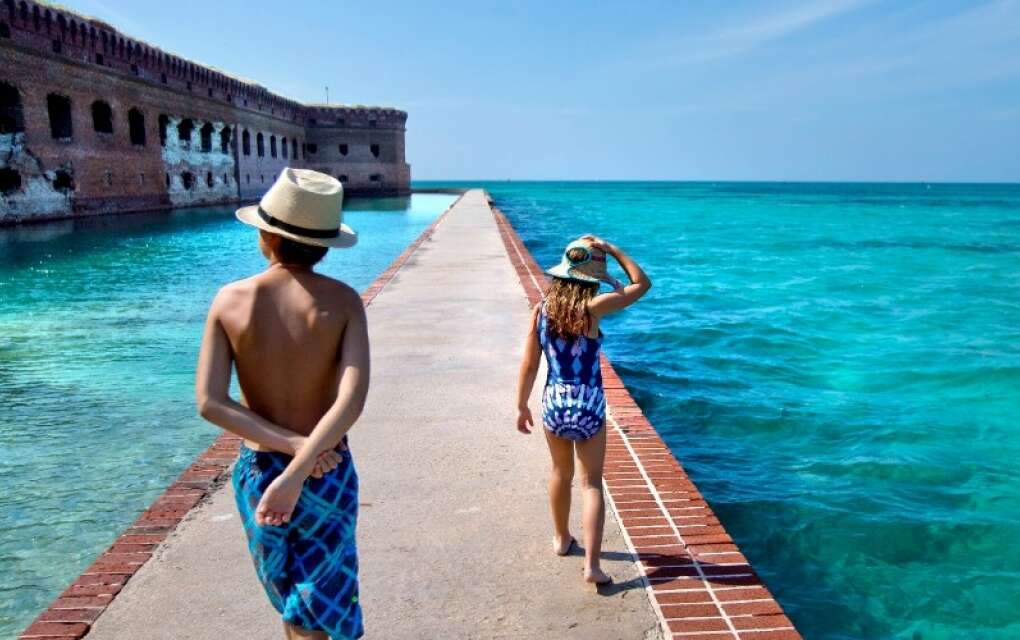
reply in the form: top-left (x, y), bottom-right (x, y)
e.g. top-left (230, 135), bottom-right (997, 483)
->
top-left (420, 180), bottom-right (1020, 640)
top-left (0, 193), bottom-right (455, 637)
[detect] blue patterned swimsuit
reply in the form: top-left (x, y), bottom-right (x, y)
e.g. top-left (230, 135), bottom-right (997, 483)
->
top-left (233, 444), bottom-right (363, 639)
top-left (538, 302), bottom-right (606, 441)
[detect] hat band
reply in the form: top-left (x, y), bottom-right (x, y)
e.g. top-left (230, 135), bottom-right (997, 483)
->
top-left (258, 206), bottom-right (340, 239)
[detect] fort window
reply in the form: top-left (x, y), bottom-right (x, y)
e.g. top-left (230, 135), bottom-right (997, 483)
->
top-left (128, 108), bottom-right (145, 146)
top-left (370, 174), bottom-right (381, 182)
top-left (306, 143), bottom-right (317, 154)
top-left (158, 114), bottom-right (168, 146)
top-left (270, 135), bottom-right (277, 158)
top-left (95, 53), bottom-right (103, 66)
top-left (51, 39), bottom-right (60, 54)
top-left (338, 174), bottom-right (348, 183)
top-left (246, 174), bottom-right (250, 184)
top-left (338, 144), bottom-right (348, 156)
top-left (177, 118), bottom-right (194, 146)
top-left (282, 136), bottom-right (288, 158)
top-left (260, 174), bottom-right (264, 183)
top-left (19, 1), bottom-right (26, 22)
top-left (0, 82), bottom-right (24, 134)
top-left (138, 173), bottom-right (144, 185)
top-left (186, 81), bottom-right (192, 91)
top-left (242, 129), bottom-right (251, 156)
top-left (200, 122), bottom-right (213, 152)
top-left (368, 119), bottom-right (377, 128)
top-left (308, 118), bottom-right (316, 126)
top-left (0, 167), bottom-right (21, 195)
top-left (91, 101), bottom-right (113, 134)
top-left (181, 172), bottom-right (195, 190)
top-left (206, 171), bottom-right (213, 188)
top-left (223, 173), bottom-right (228, 184)
top-left (47, 94), bottom-right (73, 140)
top-left (165, 173), bottom-right (170, 188)
top-left (0, 22), bottom-right (9, 38)
top-left (220, 127), bottom-right (232, 154)
top-left (53, 170), bottom-right (73, 193)
top-left (291, 139), bottom-right (298, 159)
top-left (337, 118), bottom-right (345, 127)
top-left (160, 73), bottom-right (167, 84)
top-left (370, 144), bottom-right (380, 158)
top-left (256, 132), bottom-right (264, 157)
top-left (102, 171), bottom-right (113, 187)
top-left (131, 64), bottom-right (138, 76)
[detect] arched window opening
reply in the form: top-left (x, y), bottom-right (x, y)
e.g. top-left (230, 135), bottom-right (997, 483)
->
top-left (177, 118), bottom-right (194, 146)
top-left (246, 173), bottom-right (250, 184)
top-left (158, 114), bottom-right (168, 147)
top-left (291, 139), bottom-right (298, 159)
top-left (306, 143), bottom-right (317, 154)
top-left (281, 136), bottom-right (288, 159)
top-left (338, 144), bottom-right (348, 156)
top-left (47, 93), bottom-right (72, 140)
top-left (53, 170), bottom-right (73, 193)
top-left (91, 101), bottom-right (113, 134)
top-left (242, 129), bottom-right (251, 156)
top-left (0, 82), bottom-right (24, 133)
top-left (181, 171), bottom-right (195, 190)
top-left (270, 135), bottom-right (277, 158)
top-left (200, 122), bottom-right (213, 152)
top-left (370, 144), bottom-right (380, 158)
top-left (128, 108), bottom-right (145, 146)
top-left (220, 126), bottom-right (232, 154)
top-left (368, 119), bottom-right (377, 128)
top-left (0, 21), bottom-right (10, 38)
top-left (338, 174), bottom-right (348, 184)
top-left (206, 171), bottom-right (213, 188)
top-left (369, 174), bottom-right (382, 182)
top-left (0, 167), bottom-right (21, 195)
top-left (256, 132), bottom-right (264, 157)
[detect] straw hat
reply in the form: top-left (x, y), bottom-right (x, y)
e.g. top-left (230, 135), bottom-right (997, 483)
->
top-left (236, 168), bottom-right (356, 248)
top-left (546, 238), bottom-right (615, 285)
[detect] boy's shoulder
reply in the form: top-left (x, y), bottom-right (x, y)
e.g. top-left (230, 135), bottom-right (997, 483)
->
top-left (308, 272), bottom-right (362, 308)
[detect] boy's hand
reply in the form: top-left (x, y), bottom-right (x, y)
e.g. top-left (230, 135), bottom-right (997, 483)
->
top-left (310, 448), bottom-right (344, 478)
top-left (255, 472), bottom-right (304, 527)
top-left (517, 407), bottom-right (534, 434)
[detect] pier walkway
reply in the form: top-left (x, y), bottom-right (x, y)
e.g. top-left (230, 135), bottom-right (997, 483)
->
top-left (82, 190), bottom-right (662, 639)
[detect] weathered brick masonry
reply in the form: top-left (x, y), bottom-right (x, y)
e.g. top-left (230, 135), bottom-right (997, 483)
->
top-left (0, 0), bottom-right (410, 224)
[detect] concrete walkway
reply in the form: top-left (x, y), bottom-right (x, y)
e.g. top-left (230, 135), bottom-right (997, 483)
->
top-left (87, 190), bottom-right (661, 640)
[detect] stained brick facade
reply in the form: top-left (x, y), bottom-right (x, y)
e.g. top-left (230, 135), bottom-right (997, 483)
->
top-left (0, 0), bottom-right (410, 224)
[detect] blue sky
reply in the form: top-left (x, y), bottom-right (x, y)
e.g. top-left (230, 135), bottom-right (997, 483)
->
top-left (68, 1), bottom-right (1019, 181)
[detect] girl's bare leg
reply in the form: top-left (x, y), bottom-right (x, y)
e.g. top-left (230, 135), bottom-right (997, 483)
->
top-left (575, 424), bottom-right (610, 583)
top-left (544, 428), bottom-right (575, 554)
top-left (283, 622), bottom-right (327, 640)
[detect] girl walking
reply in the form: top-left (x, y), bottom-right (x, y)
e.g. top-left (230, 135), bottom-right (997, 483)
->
top-left (516, 235), bottom-right (651, 587)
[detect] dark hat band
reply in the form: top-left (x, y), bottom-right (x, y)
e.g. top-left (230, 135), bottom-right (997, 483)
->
top-left (258, 206), bottom-right (340, 239)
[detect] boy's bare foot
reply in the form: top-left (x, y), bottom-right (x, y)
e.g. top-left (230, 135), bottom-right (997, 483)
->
top-left (584, 567), bottom-right (613, 586)
top-left (553, 535), bottom-right (576, 556)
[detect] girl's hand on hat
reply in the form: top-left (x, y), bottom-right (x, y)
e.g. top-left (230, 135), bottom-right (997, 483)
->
top-left (582, 235), bottom-right (616, 254)
top-left (517, 406), bottom-right (534, 434)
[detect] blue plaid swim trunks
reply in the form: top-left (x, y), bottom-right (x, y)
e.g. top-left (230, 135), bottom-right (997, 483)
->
top-left (233, 445), bottom-right (363, 639)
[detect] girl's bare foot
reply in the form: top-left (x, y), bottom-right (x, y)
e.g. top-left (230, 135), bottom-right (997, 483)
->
top-left (584, 567), bottom-right (612, 586)
top-left (553, 534), bottom-right (575, 556)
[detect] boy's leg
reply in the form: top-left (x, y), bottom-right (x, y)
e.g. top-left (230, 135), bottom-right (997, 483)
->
top-left (283, 622), bottom-right (328, 640)
top-left (575, 424), bottom-right (609, 582)
top-left (543, 428), bottom-right (575, 554)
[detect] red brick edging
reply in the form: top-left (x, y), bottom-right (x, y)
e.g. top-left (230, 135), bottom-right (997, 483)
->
top-left (490, 201), bottom-right (802, 640)
top-left (18, 194), bottom-right (465, 640)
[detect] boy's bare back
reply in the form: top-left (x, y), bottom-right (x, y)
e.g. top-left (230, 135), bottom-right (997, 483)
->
top-left (210, 264), bottom-right (363, 441)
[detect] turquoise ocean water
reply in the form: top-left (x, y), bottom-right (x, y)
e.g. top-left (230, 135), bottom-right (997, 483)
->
top-left (421, 181), bottom-right (1020, 640)
top-left (0, 193), bottom-right (455, 637)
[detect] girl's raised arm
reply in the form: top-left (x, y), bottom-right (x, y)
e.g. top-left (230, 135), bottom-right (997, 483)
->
top-left (587, 238), bottom-right (652, 318)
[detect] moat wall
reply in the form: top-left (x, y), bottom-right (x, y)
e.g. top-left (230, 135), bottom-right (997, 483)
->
top-left (0, 0), bottom-right (410, 224)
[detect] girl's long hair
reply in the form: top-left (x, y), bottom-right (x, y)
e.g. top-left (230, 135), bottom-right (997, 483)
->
top-left (544, 259), bottom-right (599, 337)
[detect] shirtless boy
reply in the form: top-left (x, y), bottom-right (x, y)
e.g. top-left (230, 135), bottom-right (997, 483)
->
top-left (195, 168), bottom-right (369, 639)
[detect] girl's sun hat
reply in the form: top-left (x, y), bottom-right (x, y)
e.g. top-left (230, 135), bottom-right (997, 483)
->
top-left (546, 238), bottom-right (616, 286)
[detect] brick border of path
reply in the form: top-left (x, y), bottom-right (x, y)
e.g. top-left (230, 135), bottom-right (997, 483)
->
top-left (490, 200), bottom-right (802, 640)
top-left (18, 193), bottom-right (465, 640)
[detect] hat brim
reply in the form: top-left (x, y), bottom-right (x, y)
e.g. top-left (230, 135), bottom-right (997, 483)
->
top-left (545, 262), bottom-right (603, 284)
top-left (235, 204), bottom-right (357, 249)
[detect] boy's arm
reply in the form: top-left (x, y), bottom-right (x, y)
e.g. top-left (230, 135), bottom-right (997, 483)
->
top-left (281, 296), bottom-right (370, 479)
top-left (195, 292), bottom-right (306, 455)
